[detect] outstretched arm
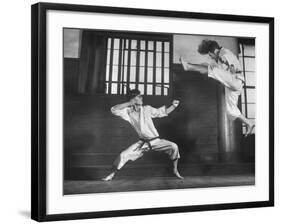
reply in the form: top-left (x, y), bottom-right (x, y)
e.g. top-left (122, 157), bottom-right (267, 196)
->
top-left (166, 100), bottom-right (180, 115)
top-left (179, 57), bottom-right (209, 75)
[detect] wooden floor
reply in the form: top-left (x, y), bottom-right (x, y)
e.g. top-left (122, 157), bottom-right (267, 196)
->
top-left (64, 174), bottom-right (255, 195)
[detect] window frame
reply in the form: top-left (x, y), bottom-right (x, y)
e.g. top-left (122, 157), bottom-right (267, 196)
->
top-left (238, 39), bottom-right (256, 134)
top-left (104, 32), bottom-right (173, 96)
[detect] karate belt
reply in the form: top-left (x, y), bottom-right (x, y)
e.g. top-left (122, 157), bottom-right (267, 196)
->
top-left (216, 56), bottom-right (245, 83)
top-left (135, 136), bottom-right (159, 152)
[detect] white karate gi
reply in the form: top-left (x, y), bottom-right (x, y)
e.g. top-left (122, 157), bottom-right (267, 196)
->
top-left (208, 48), bottom-right (244, 119)
top-left (111, 105), bottom-right (180, 170)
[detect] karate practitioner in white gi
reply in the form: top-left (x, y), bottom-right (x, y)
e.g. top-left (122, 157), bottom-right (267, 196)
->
top-left (102, 89), bottom-right (183, 181)
top-left (179, 39), bottom-right (255, 136)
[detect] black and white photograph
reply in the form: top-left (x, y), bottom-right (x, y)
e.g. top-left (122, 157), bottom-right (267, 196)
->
top-left (30, 3), bottom-right (274, 221)
top-left (1, 0), bottom-right (279, 223)
top-left (63, 29), bottom-right (256, 195)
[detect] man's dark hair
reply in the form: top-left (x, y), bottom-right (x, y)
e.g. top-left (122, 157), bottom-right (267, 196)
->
top-left (197, 39), bottom-right (220, 55)
top-left (126, 89), bottom-right (141, 100)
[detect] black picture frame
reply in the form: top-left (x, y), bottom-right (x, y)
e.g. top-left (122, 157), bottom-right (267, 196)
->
top-left (31, 2), bottom-right (274, 222)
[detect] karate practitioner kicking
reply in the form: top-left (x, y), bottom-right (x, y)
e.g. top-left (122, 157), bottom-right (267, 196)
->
top-left (102, 89), bottom-right (183, 181)
top-left (180, 39), bottom-right (255, 136)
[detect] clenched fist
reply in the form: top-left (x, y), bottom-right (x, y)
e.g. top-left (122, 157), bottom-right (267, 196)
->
top-left (172, 100), bottom-right (180, 108)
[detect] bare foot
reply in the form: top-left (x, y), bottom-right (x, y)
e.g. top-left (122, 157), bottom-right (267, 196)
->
top-left (245, 123), bottom-right (255, 137)
top-left (179, 57), bottom-right (192, 71)
top-left (173, 170), bottom-right (184, 179)
top-left (102, 173), bottom-right (115, 181)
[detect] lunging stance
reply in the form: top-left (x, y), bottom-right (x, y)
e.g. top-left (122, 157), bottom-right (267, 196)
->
top-left (180, 39), bottom-right (255, 136)
top-left (102, 89), bottom-right (183, 181)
